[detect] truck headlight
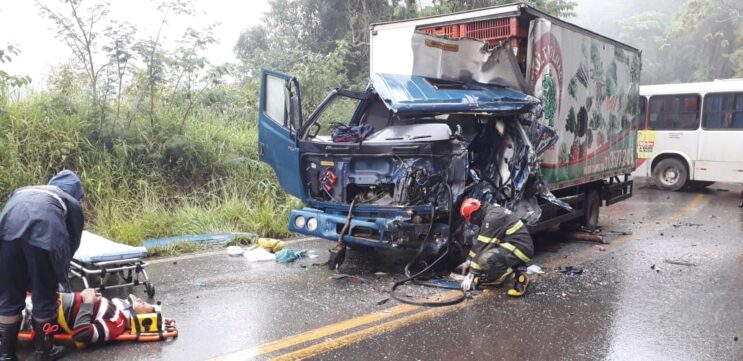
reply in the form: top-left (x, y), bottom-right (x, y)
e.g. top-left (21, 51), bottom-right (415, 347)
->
top-left (307, 217), bottom-right (318, 231)
top-left (294, 216), bottom-right (306, 229)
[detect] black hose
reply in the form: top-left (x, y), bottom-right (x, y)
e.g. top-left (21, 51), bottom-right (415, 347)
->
top-left (390, 183), bottom-right (467, 307)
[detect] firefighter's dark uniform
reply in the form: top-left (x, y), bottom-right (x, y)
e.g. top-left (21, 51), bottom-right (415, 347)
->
top-left (467, 203), bottom-right (534, 285)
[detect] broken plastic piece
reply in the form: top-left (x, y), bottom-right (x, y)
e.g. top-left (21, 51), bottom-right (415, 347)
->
top-left (226, 246), bottom-right (244, 257)
top-left (558, 265), bottom-right (583, 275)
top-left (526, 265), bottom-right (544, 274)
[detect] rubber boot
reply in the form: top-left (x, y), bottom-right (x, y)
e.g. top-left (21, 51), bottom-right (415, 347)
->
top-left (0, 321), bottom-right (21, 361)
top-left (506, 272), bottom-right (529, 297)
top-left (32, 320), bottom-right (65, 361)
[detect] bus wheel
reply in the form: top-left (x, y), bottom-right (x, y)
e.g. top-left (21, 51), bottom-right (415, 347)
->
top-left (583, 190), bottom-right (600, 232)
top-left (652, 158), bottom-right (688, 191)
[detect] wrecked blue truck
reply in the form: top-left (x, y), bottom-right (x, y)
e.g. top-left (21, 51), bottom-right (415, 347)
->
top-left (259, 5), bottom-right (639, 269)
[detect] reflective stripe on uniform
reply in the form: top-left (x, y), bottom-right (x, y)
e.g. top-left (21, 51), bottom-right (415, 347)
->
top-left (468, 250), bottom-right (477, 258)
top-left (470, 261), bottom-right (483, 270)
top-left (499, 242), bottom-right (530, 262)
top-left (495, 267), bottom-right (514, 283)
top-left (477, 235), bottom-right (500, 244)
top-left (505, 220), bottom-right (524, 235)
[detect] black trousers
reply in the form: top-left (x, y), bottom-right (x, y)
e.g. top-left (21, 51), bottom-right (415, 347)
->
top-left (477, 247), bottom-right (526, 284)
top-left (0, 241), bottom-right (59, 319)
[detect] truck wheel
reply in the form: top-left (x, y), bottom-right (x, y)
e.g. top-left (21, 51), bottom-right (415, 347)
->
top-left (583, 190), bottom-right (600, 232)
top-left (652, 158), bottom-right (688, 191)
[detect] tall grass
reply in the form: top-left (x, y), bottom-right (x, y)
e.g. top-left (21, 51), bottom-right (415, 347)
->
top-left (0, 84), bottom-right (300, 245)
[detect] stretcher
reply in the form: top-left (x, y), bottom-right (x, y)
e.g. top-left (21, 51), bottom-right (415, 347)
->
top-left (69, 231), bottom-right (155, 298)
top-left (17, 319), bottom-right (178, 344)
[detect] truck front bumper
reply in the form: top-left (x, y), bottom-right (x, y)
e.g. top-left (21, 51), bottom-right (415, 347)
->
top-left (287, 206), bottom-right (431, 249)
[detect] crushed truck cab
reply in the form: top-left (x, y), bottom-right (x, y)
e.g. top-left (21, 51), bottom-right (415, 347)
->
top-left (259, 71), bottom-right (556, 252)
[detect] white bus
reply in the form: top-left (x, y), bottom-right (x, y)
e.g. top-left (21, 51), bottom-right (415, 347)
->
top-left (635, 79), bottom-right (743, 191)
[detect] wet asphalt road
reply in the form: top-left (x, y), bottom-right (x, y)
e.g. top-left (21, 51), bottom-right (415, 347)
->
top-left (20, 179), bottom-right (743, 361)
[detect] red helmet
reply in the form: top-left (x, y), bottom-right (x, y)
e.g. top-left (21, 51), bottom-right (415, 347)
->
top-left (460, 198), bottom-right (482, 223)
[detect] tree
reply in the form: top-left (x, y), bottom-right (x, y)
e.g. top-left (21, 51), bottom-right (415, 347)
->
top-left (665, 0), bottom-right (743, 81)
top-left (103, 20), bottom-right (137, 123)
top-left (138, 0), bottom-right (196, 129)
top-left (0, 44), bottom-right (31, 94)
top-left (38, 0), bottom-right (111, 119)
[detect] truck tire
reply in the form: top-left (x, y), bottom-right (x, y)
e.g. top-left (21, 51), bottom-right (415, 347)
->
top-left (583, 190), bottom-right (600, 231)
top-left (652, 158), bottom-right (688, 191)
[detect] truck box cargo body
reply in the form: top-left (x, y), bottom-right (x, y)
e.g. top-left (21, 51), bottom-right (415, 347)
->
top-left (257, 3), bottom-right (639, 265)
top-left (370, 3), bottom-right (642, 191)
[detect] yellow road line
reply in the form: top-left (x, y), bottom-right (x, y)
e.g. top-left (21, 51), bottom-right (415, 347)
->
top-left (269, 293), bottom-right (487, 361)
top-left (212, 304), bottom-right (420, 360)
top-left (217, 193), bottom-right (707, 361)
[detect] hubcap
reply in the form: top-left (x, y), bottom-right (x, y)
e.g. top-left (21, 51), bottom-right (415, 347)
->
top-left (662, 167), bottom-right (679, 185)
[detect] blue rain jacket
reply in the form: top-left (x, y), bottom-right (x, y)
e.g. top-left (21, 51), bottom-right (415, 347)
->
top-left (0, 170), bottom-right (85, 291)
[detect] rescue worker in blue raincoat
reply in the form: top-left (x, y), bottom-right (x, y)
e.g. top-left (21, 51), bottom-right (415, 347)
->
top-left (457, 198), bottom-right (533, 297)
top-left (0, 170), bottom-right (85, 361)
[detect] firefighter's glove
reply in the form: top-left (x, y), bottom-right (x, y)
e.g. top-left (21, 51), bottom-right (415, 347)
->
top-left (461, 272), bottom-right (478, 292)
top-left (455, 260), bottom-right (471, 275)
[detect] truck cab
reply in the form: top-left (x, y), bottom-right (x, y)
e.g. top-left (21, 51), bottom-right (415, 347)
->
top-left (259, 70), bottom-right (544, 256)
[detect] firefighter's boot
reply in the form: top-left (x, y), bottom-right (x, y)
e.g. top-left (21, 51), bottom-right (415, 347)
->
top-left (506, 272), bottom-right (529, 297)
top-left (32, 320), bottom-right (66, 361)
top-left (0, 321), bottom-right (20, 361)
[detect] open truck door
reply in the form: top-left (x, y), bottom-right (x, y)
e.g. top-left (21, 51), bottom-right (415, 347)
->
top-left (258, 70), bottom-right (306, 200)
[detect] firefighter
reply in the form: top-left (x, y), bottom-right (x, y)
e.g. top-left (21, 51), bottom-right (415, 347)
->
top-left (0, 170), bottom-right (85, 361)
top-left (457, 198), bottom-right (534, 297)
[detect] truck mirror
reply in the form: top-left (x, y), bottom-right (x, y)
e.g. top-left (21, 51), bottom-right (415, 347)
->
top-left (290, 95), bottom-right (302, 130)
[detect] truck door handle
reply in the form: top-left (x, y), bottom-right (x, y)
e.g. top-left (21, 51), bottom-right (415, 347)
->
top-left (259, 143), bottom-right (265, 156)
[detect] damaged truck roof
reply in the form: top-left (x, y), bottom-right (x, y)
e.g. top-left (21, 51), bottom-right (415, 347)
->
top-left (370, 73), bottom-right (538, 115)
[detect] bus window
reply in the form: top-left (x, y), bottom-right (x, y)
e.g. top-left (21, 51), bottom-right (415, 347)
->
top-left (648, 94), bottom-right (700, 130)
top-left (702, 92), bottom-right (743, 130)
top-left (638, 96), bottom-right (647, 129)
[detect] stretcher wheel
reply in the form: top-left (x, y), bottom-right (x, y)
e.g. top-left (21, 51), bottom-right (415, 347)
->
top-left (144, 282), bottom-right (156, 298)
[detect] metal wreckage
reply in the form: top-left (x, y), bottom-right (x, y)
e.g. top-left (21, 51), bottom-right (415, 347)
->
top-left (258, 4), bottom-right (638, 271)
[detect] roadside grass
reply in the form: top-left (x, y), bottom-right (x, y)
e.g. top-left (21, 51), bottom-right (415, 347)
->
top-left (0, 87), bottom-right (298, 247)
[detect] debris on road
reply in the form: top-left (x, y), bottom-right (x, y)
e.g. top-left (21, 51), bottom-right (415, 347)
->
top-left (526, 265), bottom-right (544, 274)
top-left (600, 230), bottom-right (633, 236)
top-left (664, 259), bottom-right (697, 267)
top-left (594, 245), bottom-right (607, 252)
top-left (562, 231), bottom-right (606, 244)
top-left (275, 248), bottom-right (308, 263)
top-left (650, 264), bottom-right (661, 272)
top-left (376, 297), bottom-right (390, 305)
top-left (257, 237), bottom-right (285, 252)
top-left (244, 247), bottom-right (275, 262)
top-left (331, 273), bottom-right (366, 283)
top-left (558, 266), bottom-right (584, 275)
top-left (226, 246), bottom-right (245, 257)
